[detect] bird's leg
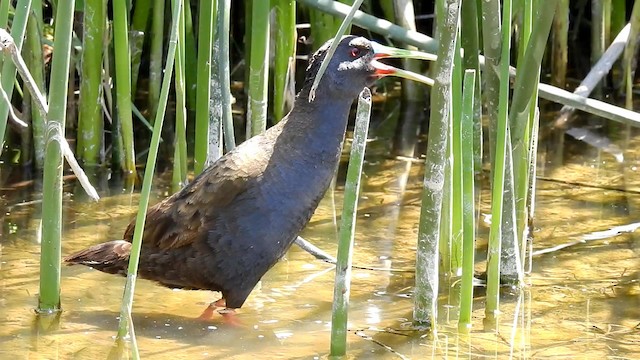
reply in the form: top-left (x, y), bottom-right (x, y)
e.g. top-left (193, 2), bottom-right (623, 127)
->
top-left (217, 307), bottom-right (242, 326)
top-left (197, 298), bottom-right (227, 320)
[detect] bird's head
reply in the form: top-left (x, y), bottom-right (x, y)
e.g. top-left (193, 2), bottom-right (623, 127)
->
top-left (301, 36), bottom-right (382, 100)
top-left (300, 35), bottom-right (434, 102)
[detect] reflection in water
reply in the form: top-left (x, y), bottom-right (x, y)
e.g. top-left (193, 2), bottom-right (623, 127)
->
top-left (0, 134), bottom-right (638, 359)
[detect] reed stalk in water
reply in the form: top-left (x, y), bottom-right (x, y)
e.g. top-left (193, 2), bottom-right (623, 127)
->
top-left (510, 0), bottom-right (557, 277)
top-left (116, 0), bottom-right (182, 344)
top-left (113, 0), bottom-right (135, 174)
top-left (77, 0), bottom-right (106, 166)
top-left (458, 70), bottom-right (477, 333)
top-left (414, 0), bottom-right (461, 328)
top-left (485, 0), bottom-right (512, 327)
top-left (273, 0), bottom-right (296, 122)
top-left (330, 88), bottom-right (371, 357)
top-left (172, 0), bottom-right (188, 191)
top-left (216, 0), bottom-right (235, 152)
top-left (148, 0), bottom-right (165, 122)
top-left (24, 0), bottom-right (46, 169)
top-left (246, 0), bottom-right (270, 138)
top-left (193, 0), bottom-right (216, 174)
top-left (130, 0), bottom-right (152, 95)
top-left (0, 0), bottom-right (30, 152)
top-left (39, 0), bottom-right (76, 313)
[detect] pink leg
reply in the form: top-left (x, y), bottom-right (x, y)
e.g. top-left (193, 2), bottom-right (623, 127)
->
top-left (197, 298), bottom-right (227, 320)
top-left (218, 307), bottom-right (242, 327)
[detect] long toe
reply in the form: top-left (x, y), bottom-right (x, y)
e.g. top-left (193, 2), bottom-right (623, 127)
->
top-left (197, 303), bottom-right (218, 321)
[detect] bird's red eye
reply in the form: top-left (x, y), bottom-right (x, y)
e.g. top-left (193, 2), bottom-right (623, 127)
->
top-left (350, 47), bottom-right (361, 58)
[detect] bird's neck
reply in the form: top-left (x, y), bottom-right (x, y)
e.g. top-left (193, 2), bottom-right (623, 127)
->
top-left (274, 97), bottom-right (352, 180)
top-left (280, 96), bottom-right (353, 156)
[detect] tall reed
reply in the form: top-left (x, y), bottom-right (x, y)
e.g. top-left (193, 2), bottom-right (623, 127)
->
top-left (25, 0), bottom-right (46, 169)
top-left (460, 0), bottom-right (482, 172)
top-left (77, 0), bottom-right (106, 166)
top-left (485, 0), bottom-right (512, 326)
top-left (510, 1), bottom-right (558, 276)
top-left (148, 0), bottom-right (165, 122)
top-left (246, 0), bottom-right (270, 138)
top-left (193, 0), bottom-right (216, 174)
top-left (39, 0), bottom-right (76, 313)
top-left (113, 0), bottom-right (136, 174)
top-left (330, 88), bottom-right (371, 357)
top-left (173, 0), bottom-right (188, 190)
top-left (457, 69), bottom-right (476, 333)
top-left (130, 0), bottom-right (152, 94)
top-left (0, 0), bottom-right (31, 150)
top-left (273, 0), bottom-right (296, 122)
top-left (414, 0), bottom-right (461, 327)
top-left (117, 0), bottom-right (182, 345)
top-left (216, 0), bottom-right (235, 151)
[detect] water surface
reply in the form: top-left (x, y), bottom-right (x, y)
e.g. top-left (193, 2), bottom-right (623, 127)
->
top-left (0, 129), bottom-right (638, 359)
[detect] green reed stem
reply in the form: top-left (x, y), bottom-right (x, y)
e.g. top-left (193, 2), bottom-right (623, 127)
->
top-left (39, 122), bottom-right (63, 313)
top-left (273, 0), bottom-right (296, 122)
top-left (25, 0), bottom-right (46, 169)
top-left (130, 0), bottom-right (151, 94)
top-left (414, 0), bottom-right (461, 327)
top-left (624, 1), bottom-right (640, 110)
top-left (77, 0), bottom-right (106, 166)
top-left (611, 0), bottom-right (626, 36)
top-left (510, 0), bottom-right (557, 277)
top-left (460, 0), bottom-right (482, 173)
top-left (310, 7), bottom-right (337, 48)
top-left (479, 0), bottom-right (500, 167)
top-left (603, 0), bottom-right (612, 46)
top-left (117, 0), bottom-right (182, 344)
top-left (39, 0), bottom-right (76, 313)
top-left (458, 69), bottom-right (476, 333)
top-left (182, 2), bottom-right (197, 109)
top-left (113, 0), bottom-right (136, 174)
top-left (193, 0), bottom-right (216, 174)
top-left (108, 39), bottom-right (125, 171)
top-left (247, 0), bottom-right (270, 138)
top-left (450, 32), bottom-right (463, 273)
top-left (439, 125), bottom-right (452, 274)
top-left (172, 0), bottom-right (187, 191)
top-left (0, 0), bottom-right (31, 152)
top-left (308, 0), bottom-right (352, 46)
top-left (0, 0), bottom-right (8, 80)
top-left (148, 0), bottom-right (165, 122)
top-left (517, 1), bottom-right (532, 63)
top-left (330, 88), bottom-right (371, 357)
top-left (485, 0), bottom-right (512, 326)
top-left (0, 0), bottom-right (9, 29)
top-left (216, 0), bottom-right (235, 151)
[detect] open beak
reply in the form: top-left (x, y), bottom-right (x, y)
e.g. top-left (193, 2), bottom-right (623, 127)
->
top-left (370, 42), bottom-right (436, 86)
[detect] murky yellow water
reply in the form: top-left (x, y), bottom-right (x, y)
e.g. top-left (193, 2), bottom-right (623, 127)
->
top-left (0, 131), bottom-right (638, 359)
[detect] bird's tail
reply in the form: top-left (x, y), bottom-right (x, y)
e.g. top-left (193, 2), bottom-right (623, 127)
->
top-left (64, 240), bottom-right (132, 275)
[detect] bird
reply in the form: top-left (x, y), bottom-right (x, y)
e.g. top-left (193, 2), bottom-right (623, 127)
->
top-left (65, 36), bottom-right (393, 320)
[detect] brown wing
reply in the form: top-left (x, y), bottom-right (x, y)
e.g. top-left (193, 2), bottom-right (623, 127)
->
top-left (122, 153), bottom-right (262, 250)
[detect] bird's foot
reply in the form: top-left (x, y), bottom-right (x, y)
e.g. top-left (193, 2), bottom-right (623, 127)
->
top-left (217, 308), bottom-right (243, 327)
top-left (196, 298), bottom-right (227, 321)
top-left (197, 305), bottom-right (216, 321)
